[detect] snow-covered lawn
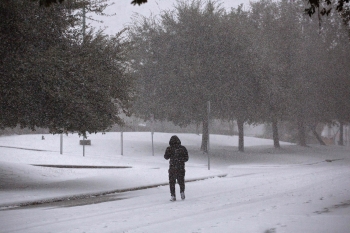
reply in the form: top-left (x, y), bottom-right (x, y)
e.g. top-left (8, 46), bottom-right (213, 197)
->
top-left (0, 132), bottom-right (349, 233)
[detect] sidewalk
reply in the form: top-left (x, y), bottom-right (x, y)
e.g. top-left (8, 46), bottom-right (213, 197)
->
top-left (0, 164), bottom-right (226, 209)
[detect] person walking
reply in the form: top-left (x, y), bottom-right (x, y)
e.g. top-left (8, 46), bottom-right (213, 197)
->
top-left (164, 135), bottom-right (189, 201)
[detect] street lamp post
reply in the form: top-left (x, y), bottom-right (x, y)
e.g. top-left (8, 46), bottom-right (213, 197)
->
top-left (151, 114), bottom-right (154, 156)
top-left (60, 133), bottom-right (63, 154)
top-left (207, 100), bottom-right (210, 170)
top-left (121, 129), bottom-right (123, 155)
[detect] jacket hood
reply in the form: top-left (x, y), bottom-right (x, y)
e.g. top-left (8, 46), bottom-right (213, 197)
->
top-left (169, 135), bottom-right (181, 146)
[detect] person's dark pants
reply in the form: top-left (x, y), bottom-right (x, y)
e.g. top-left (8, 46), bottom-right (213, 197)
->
top-left (168, 167), bottom-right (185, 196)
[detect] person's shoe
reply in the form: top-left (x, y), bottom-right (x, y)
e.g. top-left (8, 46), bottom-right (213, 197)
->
top-left (170, 196), bottom-right (176, 202)
top-left (180, 192), bottom-right (185, 200)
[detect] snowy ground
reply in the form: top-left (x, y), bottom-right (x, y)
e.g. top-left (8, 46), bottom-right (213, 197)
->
top-left (0, 132), bottom-right (349, 233)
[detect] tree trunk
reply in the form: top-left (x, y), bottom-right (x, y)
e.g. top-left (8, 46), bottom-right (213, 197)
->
top-left (297, 116), bottom-right (307, 147)
top-left (272, 117), bottom-right (280, 148)
top-left (237, 118), bottom-right (244, 152)
top-left (339, 121), bottom-right (344, 146)
top-left (310, 123), bottom-right (326, 145)
top-left (201, 118), bottom-right (209, 153)
top-left (196, 122), bottom-right (200, 135)
top-left (229, 119), bottom-right (235, 136)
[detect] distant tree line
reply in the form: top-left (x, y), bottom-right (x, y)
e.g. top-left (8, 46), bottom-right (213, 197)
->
top-left (128, 0), bottom-right (350, 152)
top-left (0, 0), bottom-right (134, 137)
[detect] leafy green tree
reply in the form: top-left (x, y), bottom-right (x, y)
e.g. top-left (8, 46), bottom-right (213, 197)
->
top-left (129, 0), bottom-right (350, 150)
top-left (36, 0), bottom-right (147, 6)
top-left (210, 5), bottom-right (259, 152)
top-left (249, 0), bottom-right (286, 148)
top-left (305, 0), bottom-right (349, 17)
top-left (1, 0), bottom-right (72, 130)
top-left (320, 9), bottom-right (350, 145)
top-left (249, 0), bottom-right (337, 147)
top-left (0, 0), bottom-right (134, 136)
top-left (32, 32), bottom-right (134, 136)
top-left (292, 4), bottom-right (340, 146)
top-left (129, 0), bottom-right (227, 152)
top-left (131, 0), bottom-right (147, 5)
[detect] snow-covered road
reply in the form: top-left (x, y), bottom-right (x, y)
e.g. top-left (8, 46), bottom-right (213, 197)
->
top-left (2, 161), bottom-right (349, 233)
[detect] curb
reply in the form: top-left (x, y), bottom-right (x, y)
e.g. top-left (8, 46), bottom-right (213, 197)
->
top-left (31, 165), bottom-right (132, 169)
top-left (0, 174), bottom-right (227, 210)
top-left (0, 145), bottom-right (52, 152)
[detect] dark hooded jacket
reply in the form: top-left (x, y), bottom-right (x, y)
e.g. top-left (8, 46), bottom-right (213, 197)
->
top-left (164, 135), bottom-right (189, 170)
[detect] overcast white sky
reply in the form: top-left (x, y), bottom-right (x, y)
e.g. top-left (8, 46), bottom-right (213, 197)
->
top-left (90, 0), bottom-right (253, 35)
